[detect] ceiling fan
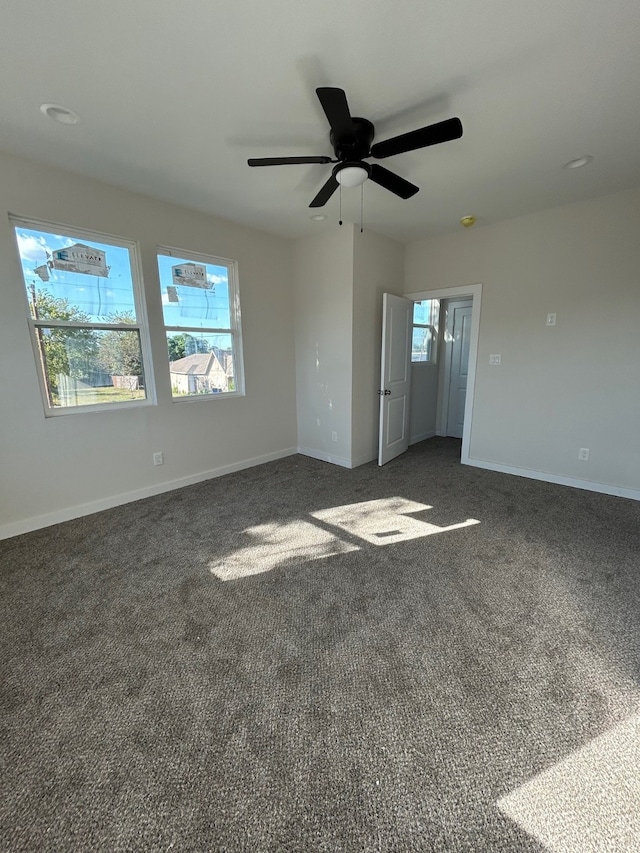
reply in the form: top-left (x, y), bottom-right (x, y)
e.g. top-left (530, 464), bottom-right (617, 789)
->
top-left (248, 87), bottom-right (463, 208)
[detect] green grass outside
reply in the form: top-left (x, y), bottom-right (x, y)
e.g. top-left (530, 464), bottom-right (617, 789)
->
top-left (52, 385), bottom-right (146, 406)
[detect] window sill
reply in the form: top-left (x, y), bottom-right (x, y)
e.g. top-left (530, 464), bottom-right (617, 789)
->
top-left (43, 398), bottom-right (155, 417)
top-left (171, 391), bottom-right (244, 403)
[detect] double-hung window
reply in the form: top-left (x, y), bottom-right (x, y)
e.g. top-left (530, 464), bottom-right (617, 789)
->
top-left (11, 217), bottom-right (153, 414)
top-left (411, 299), bottom-right (440, 363)
top-left (157, 247), bottom-right (244, 399)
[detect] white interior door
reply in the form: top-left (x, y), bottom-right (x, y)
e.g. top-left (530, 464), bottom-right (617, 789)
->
top-left (446, 300), bottom-right (473, 438)
top-left (378, 293), bottom-right (413, 466)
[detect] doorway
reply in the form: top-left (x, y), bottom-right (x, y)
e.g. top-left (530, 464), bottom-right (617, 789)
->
top-left (405, 283), bottom-right (482, 464)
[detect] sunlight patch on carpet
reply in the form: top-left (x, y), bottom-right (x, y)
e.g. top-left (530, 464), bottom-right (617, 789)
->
top-left (209, 520), bottom-right (358, 580)
top-left (497, 714), bottom-right (640, 852)
top-left (311, 497), bottom-right (479, 546)
top-left (210, 497), bottom-right (479, 580)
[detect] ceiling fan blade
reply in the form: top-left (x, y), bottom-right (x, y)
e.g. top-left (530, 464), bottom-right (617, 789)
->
top-left (248, 156), bottom-right (332, 166)
top-left (370, 117), bottom-right (463, 159)
top-left (316, 87), bottom-right (356, 144)
top-left (309, 174), bottom-right (339, 208)
top-left (369, 164), bottom-right (419, 199)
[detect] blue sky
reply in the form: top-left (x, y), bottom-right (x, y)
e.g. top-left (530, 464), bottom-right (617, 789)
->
top-left (157, 254), bottom-right (230, 330)
top-left (15, 227), bottom-right (137, 322)
top-left (15, 227), bottom-right (232, 331)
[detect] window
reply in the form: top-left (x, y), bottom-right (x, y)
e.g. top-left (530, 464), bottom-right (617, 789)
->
top-left (157, 246), bottom-right (244, 400)
top-left (11, 217), bottom-right (153, 414)
top-left (411, 299), bottom-right (440, 363)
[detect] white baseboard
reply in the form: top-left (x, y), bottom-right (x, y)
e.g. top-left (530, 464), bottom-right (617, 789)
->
top-left (8, 445), bottom-right (635, 541)
top-left (465, 457), bottom-right (640, 502)
top-left (299, 438), bottom-right (438, 468)
top-left (350, 452), bottom-right (377, 468)
top-left (297, 446), bottom-right (354, 469)
top-left (0, 447), bottom-right (298, 541)
top-left (409, 429), bottom-right (437, 446)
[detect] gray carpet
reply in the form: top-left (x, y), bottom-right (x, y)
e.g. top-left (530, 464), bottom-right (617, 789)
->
top-left (2, 437), bottom-right (640, 852)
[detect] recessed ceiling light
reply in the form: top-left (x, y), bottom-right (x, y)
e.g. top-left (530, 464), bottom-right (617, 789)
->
top-left (563, 155), bottom-right (593, 170)
top-left (310, 214), bottom-right (327, 221)
top-left (40, 103), bottom-right (80, 125)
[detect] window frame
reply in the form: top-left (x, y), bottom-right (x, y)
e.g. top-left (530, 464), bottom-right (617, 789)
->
top-left (10, 214), bottom-right (156, 417)
top-left (157, 244), bottom-right (245, 402)
top-left (411, 298), bottom-right (440, 365)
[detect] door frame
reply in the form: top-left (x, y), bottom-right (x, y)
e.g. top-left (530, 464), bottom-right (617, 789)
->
top-left (405, 283), bottom-right (482, 465)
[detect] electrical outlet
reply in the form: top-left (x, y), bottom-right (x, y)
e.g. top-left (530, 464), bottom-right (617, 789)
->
top-left (489, 354), bottom-right (501, 365)
top-left (546, 313), bottom-right (557, 326)
top-left (578, 448), bottom-right (590, 461)
top-left (153, 451), bottom-right (164, 466)
top-left (331, 431), bottom-right (338, 442)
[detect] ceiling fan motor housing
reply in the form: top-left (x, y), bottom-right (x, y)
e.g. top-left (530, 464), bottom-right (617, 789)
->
top-left (248, 87), bottom-right (462, 207)
top-left (330, 117), bottom-right (374, 161)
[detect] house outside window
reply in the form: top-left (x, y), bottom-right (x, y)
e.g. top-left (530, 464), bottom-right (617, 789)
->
top-left (412, 299), bottom-right (440, 363)
top-left (157, 247), bottom-right (244, 400)
top-left (11, 216), bottom-right (154, 415)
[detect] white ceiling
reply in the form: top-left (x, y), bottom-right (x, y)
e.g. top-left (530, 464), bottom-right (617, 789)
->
top-left (2, 0), bottom-right (640, 243)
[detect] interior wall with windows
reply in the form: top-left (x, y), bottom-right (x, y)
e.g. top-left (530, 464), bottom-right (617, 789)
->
top-left (0, 150), bottom-right (297, 537)
top-left (404, 185), bottom-right (640, 494)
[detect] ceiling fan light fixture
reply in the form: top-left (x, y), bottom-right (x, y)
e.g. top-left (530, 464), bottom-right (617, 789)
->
top-left (335, 164), bottom-right (369, 188)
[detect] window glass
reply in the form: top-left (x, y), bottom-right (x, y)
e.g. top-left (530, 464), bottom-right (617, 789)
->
top-left (413, 300), bottom-right (432, 325)
top-left (38, 327), bottom-right (145, 406)
top-left (412, 326), bottom-right (432, 362)
top-left (167, 332), bottom-right (235, 396)
top-left (12, 219), bottom-right (151, 412)
top-left (17, 227), bottom-right (138, 321)
top-left (411, 299), bottom-right (439, 364)
top-left (157, 248), bottom-right (243, 400)
top-left (158, 254), bottom-right (231, 330)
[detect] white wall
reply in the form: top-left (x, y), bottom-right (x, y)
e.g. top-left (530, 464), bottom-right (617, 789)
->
top-left (351, 229), bottom-right (405, 465)
top-left (292, 226), bottom-right (404, 468)
top-left (4, 153), bottom-right (637, 539)
top-left (292, 226), bottom-right (354, 466)
top-left (405, 186), bottom-right (640, 496)
top-left (408, 364), bottom-right (439, 444)
top-left (0, 151), bottom-right (297, 538)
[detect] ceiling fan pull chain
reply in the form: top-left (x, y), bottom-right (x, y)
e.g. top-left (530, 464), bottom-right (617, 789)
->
top-left (360, 184), bottom-right (364, 233)
top-left (339, 184), bottom-right (343, 226)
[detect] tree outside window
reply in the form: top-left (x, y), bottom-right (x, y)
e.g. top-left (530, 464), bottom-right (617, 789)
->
top-left (12, 218), bottom-right (152, 413)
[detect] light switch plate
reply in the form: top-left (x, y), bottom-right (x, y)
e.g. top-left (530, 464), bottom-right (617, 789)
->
top-left (546, 313), bottom-right (557, 326)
